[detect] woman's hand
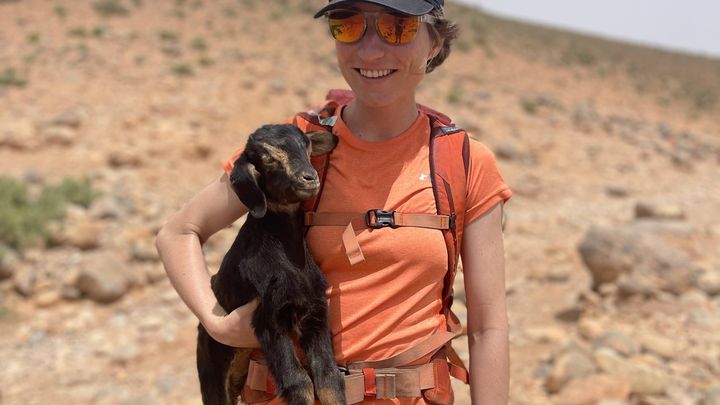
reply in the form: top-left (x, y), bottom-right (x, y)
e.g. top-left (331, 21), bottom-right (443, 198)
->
top-left (203, 299), bottom-right (261, 348)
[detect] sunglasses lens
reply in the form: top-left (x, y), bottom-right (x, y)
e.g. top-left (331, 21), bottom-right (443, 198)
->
top-left (328, 11), bottom-right (366, 43)
top-left (377, 12), bottom-right (420, 44)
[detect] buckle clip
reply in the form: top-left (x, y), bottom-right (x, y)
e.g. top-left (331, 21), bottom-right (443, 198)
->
top-left (365, 209), bottom-right (396, 229)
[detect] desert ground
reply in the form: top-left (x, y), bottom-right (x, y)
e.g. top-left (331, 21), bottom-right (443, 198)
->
top-left (1, 1), bottom-right (719, 404)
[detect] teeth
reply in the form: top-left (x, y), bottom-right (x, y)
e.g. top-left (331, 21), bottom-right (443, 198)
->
top-left (359, 69), bottom-right (393, 78)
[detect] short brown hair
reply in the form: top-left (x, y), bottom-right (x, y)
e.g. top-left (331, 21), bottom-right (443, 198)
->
top-left (426, 10), bottom-right (459, 73)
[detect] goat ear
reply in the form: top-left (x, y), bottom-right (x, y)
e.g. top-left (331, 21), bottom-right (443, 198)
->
top-left (229, 153), bottom-right (267, 218)
top-left (307, 131), bottom-right (338, 156)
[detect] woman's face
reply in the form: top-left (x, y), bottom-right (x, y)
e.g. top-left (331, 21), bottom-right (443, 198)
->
top-left (333, 2), bottom-right (438, 108)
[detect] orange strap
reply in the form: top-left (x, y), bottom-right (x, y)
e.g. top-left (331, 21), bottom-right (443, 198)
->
top-left (346, 310), bottom-right (464, 372)
top-left (363, 368), bottom-right (376, 397)
top-left (305, 211), bottom-right (452, 266)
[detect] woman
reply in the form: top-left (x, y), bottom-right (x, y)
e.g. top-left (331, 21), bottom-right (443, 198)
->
top-left (156, 0), bottom-right (512, 403)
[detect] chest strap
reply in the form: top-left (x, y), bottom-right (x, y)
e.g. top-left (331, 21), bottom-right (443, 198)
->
top-left (304, 210), bottom-right (454, 266)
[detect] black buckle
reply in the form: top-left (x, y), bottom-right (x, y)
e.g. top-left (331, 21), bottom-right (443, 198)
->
top-left (365, 209), bottom-right (396, 229)
top-left (338, 366), bottom-right (350, 375)
top-left (448, 213), bottom-right (456, 230)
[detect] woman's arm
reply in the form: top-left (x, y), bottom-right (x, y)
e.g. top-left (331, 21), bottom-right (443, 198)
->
top-left (461, 202), bottom-right (509, 404)
top-left (155, 173), bottom-right (260, 348)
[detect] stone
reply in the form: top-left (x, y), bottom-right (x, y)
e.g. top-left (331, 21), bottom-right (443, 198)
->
top-left (593, 330), bottom-right (639, 357)
top-left (554, 374), bottom-right (631, 405)
top-left (696, 270), bottom-right (720, 296)
top-left (0, 118), bottom-right (37, 150)
top-left (578, 318), bottom-right (605, 341)
top-left (50, 105), bottom-right (87, 129)
top-left (35, 290), bottom-right (61, 308)
top-left (634, 330), bottom-right (679, 360)
top-left (703, 386), bottom-right (720, 405)
top-left (594, 348), bottom-right (672, 395)
top-left (578, 225), bottom-right (703, 295)
top-left (0, 245), bottom-right (19, 280)
top-left (545, 348), bottom-right (597, 393)
top-left (635, 201), bottom-right (686, 220)
top-left (65, 219), bottom-right (106, 250)
top-left (75, 252), bottom-right (130, 304)
top-left (39, 125), bottom-right (75, 146)
top-left (108, 150), bottom-right (142, 168)
top-left (13, 264), bottom-right (37, 297)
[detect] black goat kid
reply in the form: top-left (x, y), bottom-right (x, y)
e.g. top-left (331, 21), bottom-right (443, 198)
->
top-left (196, 125), bottom-right (345, 405)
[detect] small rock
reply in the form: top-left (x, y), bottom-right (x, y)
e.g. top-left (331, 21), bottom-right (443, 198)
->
top-left (545, 348), bottom-right (597, 393)
top-left (0, 118), bottom-right (37, 150)
top-left (605, 186), bottom-right (629, 198)
top-left (108, 150), bottom-right (142, 168)
top-left (494, 140), bottom-right (536, 164)
top-left (526, 325), bottom-right (568, 344)
top-left (594, 348), bottom-right (672, 395)
top-left (13, 264), bottom-right (37, 297)
top-left (593, 330), bottom-right (639, 357)
top-left (554, 374), bottom-right (631, 405)
top-left (634, 330), bottom-right (680, 360)
top-left (39, 125), bottom-right (76, 146)
top-left (0, 245), bottom-right (19, 280)
top-left (65, 219), bottom-right (106, 250)
top-left (578, 317), bottom-right (605, 341)
top-left (51, 105), bottom-right (87, 129)
top-left (635, 201), bottom-right (686, 220)
top-left (75, 253), bottom-right (130, 303)
top-left (89, 195), bottom-right (126, 220)
top-left (35, 290), bottom-right (62, 308)
top-left (696, 270), bottom-right (720, 296)
top-left (129, 239), bottom-right (159, 262)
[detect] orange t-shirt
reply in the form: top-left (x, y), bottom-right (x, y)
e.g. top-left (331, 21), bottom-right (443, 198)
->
top-left (223, 105), bottom-right (512, 404)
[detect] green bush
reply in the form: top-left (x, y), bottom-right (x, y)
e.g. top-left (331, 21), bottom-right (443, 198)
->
top-left (92, 0), bottom-right (130, 17)
top-left (0, 68), bottom-right (27, 87)
top-left (0, 176), bottom-right (99, 250)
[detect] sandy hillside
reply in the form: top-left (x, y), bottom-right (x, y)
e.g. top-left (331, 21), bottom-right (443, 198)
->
top-left (1, 1), bottom-right (719, 404)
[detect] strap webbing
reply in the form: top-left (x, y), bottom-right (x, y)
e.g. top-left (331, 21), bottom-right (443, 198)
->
top-left (346, 310), bottom-right (464, 371)
top-left (305, 211), bottom-right (452, 266)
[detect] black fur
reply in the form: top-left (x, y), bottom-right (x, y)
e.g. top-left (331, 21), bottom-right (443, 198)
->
top-left (196, 124), bottom-right (344, 405)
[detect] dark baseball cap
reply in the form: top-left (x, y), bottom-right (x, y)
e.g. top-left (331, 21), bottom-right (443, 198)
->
top-left (313, 0), bottom-right (444, 18)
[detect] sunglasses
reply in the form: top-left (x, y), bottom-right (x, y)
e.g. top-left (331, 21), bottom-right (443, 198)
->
top-left (325, 9), bottom-right (434, 45)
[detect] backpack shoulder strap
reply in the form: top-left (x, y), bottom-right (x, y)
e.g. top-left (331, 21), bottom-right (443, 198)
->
top-left (291, 101), bottom-right (339, 214)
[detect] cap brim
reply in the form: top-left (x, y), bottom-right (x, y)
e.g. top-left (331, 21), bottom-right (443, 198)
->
top-left (314, 0), bottom-right (434, 18)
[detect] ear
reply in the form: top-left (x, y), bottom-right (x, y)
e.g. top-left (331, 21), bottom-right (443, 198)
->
top-left (229, 152), bottom-right (267, 218)
top-left (307, 131), bottom-right (338, 156)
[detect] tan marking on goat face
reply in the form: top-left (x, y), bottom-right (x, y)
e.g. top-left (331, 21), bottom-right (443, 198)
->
top-left (317, 387), bottom-right (345, 405)
top-left (261, 143), bottom-right (291, 166)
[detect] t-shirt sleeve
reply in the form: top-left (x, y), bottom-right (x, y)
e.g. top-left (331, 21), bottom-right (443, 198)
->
top-left (464, 139), bottom-right (512, 224)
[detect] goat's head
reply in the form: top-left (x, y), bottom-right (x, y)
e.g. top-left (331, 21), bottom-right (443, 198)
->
top-left (230, 124), bottom-right (337, 218)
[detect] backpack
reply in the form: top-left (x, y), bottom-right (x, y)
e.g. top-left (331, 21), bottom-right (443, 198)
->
top-left (292, 90), bottom-right (471, 387)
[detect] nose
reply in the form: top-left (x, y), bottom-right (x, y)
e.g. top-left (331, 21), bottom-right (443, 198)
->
top-left (356, 20), bottom-right (385, 61)
top-left (300, 171), bottom-right (318, 183)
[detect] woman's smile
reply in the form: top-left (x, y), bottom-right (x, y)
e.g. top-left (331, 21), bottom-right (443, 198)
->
top-left (355, 68), bottom-right (397, 79)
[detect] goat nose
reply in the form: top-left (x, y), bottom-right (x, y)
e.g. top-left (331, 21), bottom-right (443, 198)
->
top-left (301, 172), bottom-right (318, 182)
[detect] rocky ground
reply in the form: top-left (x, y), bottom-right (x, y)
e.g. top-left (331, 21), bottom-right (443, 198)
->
top-left (1, 1), bottom-right (719, 404)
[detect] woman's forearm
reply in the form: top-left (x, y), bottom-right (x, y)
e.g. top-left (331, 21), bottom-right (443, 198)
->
top-left (155, 227), bottom-right (219, 325)
top-left (468, 327), bottom-right (510, 405)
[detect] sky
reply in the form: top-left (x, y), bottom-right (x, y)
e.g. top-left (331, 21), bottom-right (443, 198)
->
top-left (454, 0), bottom-right (720, 58)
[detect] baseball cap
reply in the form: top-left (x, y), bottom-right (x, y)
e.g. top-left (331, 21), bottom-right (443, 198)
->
top-left (313, 0), bottom-right (444, 18)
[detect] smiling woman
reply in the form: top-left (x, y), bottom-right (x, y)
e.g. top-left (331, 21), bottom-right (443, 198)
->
top-left (156, 0), bottom-right (512, 404)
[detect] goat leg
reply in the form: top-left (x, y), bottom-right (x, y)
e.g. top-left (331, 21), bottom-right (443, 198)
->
top-left (299, 302), bottom-right (347, 405)
top-left (197, 324), bottom-right (235, 405)
top-left (255, 327), bottom-right (315, 405)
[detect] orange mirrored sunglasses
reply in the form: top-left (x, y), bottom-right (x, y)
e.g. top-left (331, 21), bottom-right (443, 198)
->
top-left (326, 9), bottom-right (434, 45)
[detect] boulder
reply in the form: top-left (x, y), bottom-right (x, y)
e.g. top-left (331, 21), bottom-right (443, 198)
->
top-left (578, 225), bottom-right (703, 295)
top-left (75, 252), bottom-right (130, 303)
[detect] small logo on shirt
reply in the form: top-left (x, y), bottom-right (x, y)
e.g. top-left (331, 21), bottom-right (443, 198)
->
top-left (419, 173), bottom-right (430, 181)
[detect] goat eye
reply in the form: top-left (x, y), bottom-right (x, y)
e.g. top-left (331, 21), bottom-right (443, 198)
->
top-left (260, 154), bottom-right (274, 165)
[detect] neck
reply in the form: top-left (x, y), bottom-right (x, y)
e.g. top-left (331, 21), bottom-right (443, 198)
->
top-left (343, 98), bottom-right (419, 142)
